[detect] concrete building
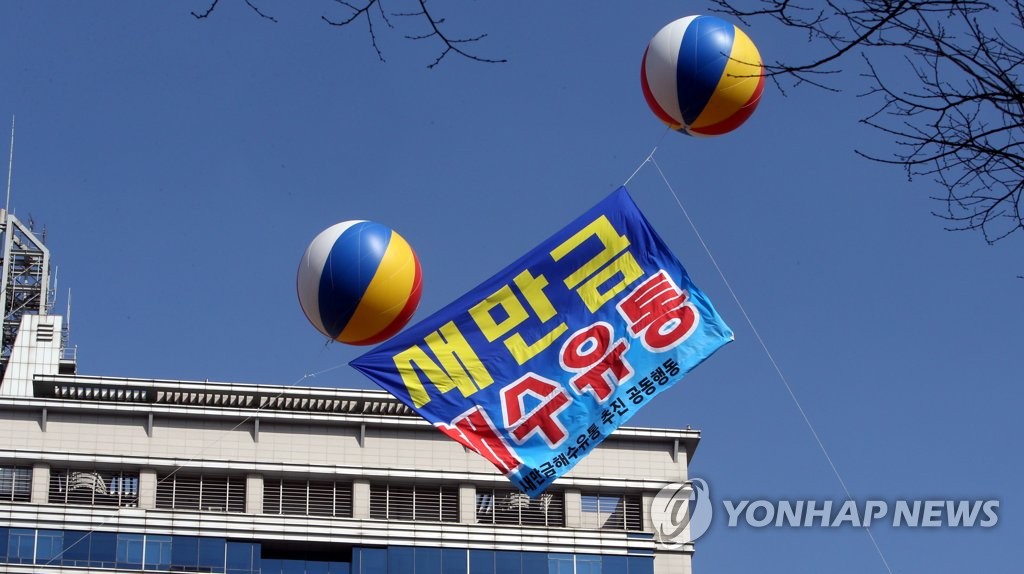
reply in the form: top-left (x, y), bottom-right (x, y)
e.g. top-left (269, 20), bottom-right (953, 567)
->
top-left (0, 213), bottom-right (699, 573)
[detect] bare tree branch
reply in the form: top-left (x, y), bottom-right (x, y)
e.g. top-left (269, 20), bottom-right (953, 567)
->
top-left (398, 0), bottom-right (506, 68)
top-left (712, 0), bottom-right (1024, 245)
top-left (191, 0), bottom-right (502, 67)
top-left (192, 0), bottom-right (276, 22)
top-left (322, 0), bottom-right (392, 62)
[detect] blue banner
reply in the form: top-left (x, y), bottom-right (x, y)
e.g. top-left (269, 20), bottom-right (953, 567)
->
top-left (350, 187), bottom-right (733, 496)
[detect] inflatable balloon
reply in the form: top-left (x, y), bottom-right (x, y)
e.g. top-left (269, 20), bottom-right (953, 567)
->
top-left (297, 220), bottom-right (422, 346)
top-left (641, 15), bottom-right (764, 136)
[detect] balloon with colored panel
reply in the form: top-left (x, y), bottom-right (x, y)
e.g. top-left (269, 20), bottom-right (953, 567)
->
top-left (297, 220), bottom-right (423, 346)
top-left (641, 15), bottom-right (764, 136)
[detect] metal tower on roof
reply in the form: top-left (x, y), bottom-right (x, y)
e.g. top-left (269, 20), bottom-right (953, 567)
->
top-left (0, 210), bottom-right (53, 372)
top-left (0, 116), bottom-right (72, 379)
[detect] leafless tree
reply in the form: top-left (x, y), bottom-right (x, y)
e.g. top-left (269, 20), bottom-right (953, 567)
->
top-left (191, 0), bottom-right (505, 69)
top-left (710, 0), bottom-right (1024, 244)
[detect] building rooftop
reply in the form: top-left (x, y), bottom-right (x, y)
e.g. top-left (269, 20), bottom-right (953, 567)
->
top-left (22, 372), bottom-right (700, 452)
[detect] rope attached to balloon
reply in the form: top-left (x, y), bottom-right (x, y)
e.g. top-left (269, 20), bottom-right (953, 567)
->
top-left (628, 146), bottom-right (896, 574)
top-left (635, 16), bottom-right (893, 572)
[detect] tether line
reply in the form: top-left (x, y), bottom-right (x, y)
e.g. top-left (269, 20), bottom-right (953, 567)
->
top-left (633, 152), bottom-right (894, 574)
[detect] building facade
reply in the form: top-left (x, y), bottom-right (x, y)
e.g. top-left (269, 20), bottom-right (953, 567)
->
top-left (0, 215), bottom-right (699, 574)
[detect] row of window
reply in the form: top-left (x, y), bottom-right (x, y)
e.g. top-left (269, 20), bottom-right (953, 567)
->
top-left (5, 466), bottom-right (644, 531)
top-left (0, 527), bottom-right (655, 574)
top-left (0, 527), bottom-right (258, 573)
top-left (352, 547), bottom-right (655, 574)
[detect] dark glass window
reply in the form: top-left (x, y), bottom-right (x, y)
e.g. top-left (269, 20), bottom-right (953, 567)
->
top-left (626, 556), bottom-right (654, 574)
top-left (197, 536), bottom-right (227, 569)
top-left (520, 551), bottom-right (547, 573)
top-left (61, 530), bottom-right (91, 563)
top-left (90, 532), bottom-right (117, 565)
top-left (602, 555), bottom-right (628, 574)
top-left (548, 553), bottom-right (574, 574)
top-left (227, 541), bottom-right (256, 574)
top-left (144, 535), bottom-right (172, 570)
top-left (388, 546), bottom-right (415, 572)
top-left (469, 549), bottom-right (494, 574)
top-left (576, 554), bottom-right (602, 574)
top-left (442, 548), bottom-right (467, 574)
top-left (307, 561), bottom-right (330, 574)
top-left (416, 547), bottom-right (442, 574)
top-left (35, 529), bottom-right (64, 562)
top-left (9, 528), bottom-right (35, 563)
top-left (357, 547), bottom-right (387, 574)
top-left (172, 535), bottom-right (200, 570)
top-left (494, 550), bottom-right (521, 574)
top-left (116, 533), bottom-right (144, 568)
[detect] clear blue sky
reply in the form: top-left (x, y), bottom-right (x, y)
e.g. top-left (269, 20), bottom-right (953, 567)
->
top-left (2, 1), bottom-right (1019, 572)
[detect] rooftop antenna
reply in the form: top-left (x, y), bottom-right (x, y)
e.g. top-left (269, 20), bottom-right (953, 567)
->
top-left (5, 115), bottom-right (13, 217)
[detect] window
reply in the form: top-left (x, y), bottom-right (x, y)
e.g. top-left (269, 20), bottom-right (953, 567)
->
top-left (369, 482), bottom-right (459, 523)
top-left (469, 549), bottom-right (494, 574)
top-left (226, 541), bottom-right (257, 574)
top-left (197, 536), bottom-right (228, 570)
top-left (144, 535), bottom-right (172, 570)
top-left (48, 469), bottom-right (139, 507)
top-left (494, 550), bottom-right (521, 574)
top-left (0, 466), bottom-right (31, 502)
top-left (263, 478), bottom-right (353, 517)
top-left (387, 546), bottom-right (414, 573)
top-left (627, 556), bottom-right (654, 574)
top-left (415, 547), bottom-right (442, 574)
top-left (357, 547), bottom-right (387, 573)
top-left (576, 554), bottom-right (602, 574)
top-left (548, 553), bottom-right (574, 574)
top-left (0, 528), bottom-right (243, 571)
top-left (155, 473), bottom-right (245, 513)
top-left (35, 530), bottom-right (64, 562)
top-left (169, 534), bottom-right (227, 571)
top-left (116, 534), bottom-right (144, 568)
top-left (60, 531), bottom-right (92, 565)
top-left (89, 532), bottom-right (118, 567)
top-left (8, 528), bottom-right (35, 563)
top-left (476, 488), bottom-right (565, 527)
top-left (58, 530), bottom-right (116, 568)
top-left (442, 548), bottom-right (467, 574)
top-left (581, 492), bottom-right (643, 531)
